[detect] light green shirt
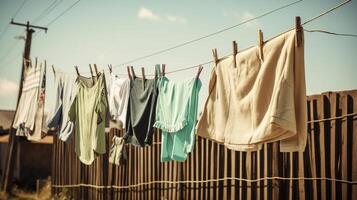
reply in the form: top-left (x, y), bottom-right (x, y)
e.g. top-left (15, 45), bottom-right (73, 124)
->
top-left (154, 76), bottom-right (201, 162)
top-left (69, 73), bottom-right (107, 165)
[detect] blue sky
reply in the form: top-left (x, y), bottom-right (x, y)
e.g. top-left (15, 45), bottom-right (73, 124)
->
top-left (0, 0), bottom-right (356, 112)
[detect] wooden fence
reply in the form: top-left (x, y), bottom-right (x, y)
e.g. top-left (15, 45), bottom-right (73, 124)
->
top-left (52, 90), bottom-right (357, 200)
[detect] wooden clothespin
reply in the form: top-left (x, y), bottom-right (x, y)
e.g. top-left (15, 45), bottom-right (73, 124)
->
top-left (108, 64), bottom-right (112, 74)
top-left (51, 65), bottom-right (56, 76)
top-left (232, 41), bottom-right (238, 68)
top-left (130, 66), bottom-right (136, 78)
top-left (161, 64), bottom-right (166, 76)
top-left (35, 57), bottom-right (38, 69)
top-left (44, 60), bottom-right (47, 72)
top-left (212, 48), bottom-right (219, 65)
top-left (141, 67), bottom-right (145, 89)
top-left (93, 64), bottom-right (99, 76)
top-left (75, 66), bottom-right (80, 76)
top-left (196, 65), bottom-right (203, 79)
top-left (258, 29), bottom-right (264, 61)
top-left (89, 64), bottom-right (95, 83)
top-left (295, 16), bottom-right (302, 47)
top-left (23, 57), bottom-right (31, 68)
top-left (127, 66), bottom-right (132, 80)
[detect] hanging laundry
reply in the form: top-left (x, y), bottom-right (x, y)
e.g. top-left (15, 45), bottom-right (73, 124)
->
top-left (106, 74), bottom-right (130, 129)
top-left (197, 30), bottom-right (307, 152)
top-left (47, 70), bottom-right (76, 142)
top-left (13, 62), bottom-right (46, 141)
top-left (109, 135), bottom-right (127, 166)
top-left (124, 66), bottom-right (159, 147)
top-left (28, 63), bottom-right (47, 141)
top-left (154, 75), bottom-right (201, 162)
top-left (69, 73), bottom-right (108, 165)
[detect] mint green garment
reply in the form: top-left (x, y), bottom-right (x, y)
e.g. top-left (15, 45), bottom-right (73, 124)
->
top-left (69, 73), bottom-right (107, 165)
top-left (154, 76), bottom-right (201, 162)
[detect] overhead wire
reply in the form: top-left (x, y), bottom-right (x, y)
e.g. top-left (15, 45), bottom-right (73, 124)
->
top-left (45, 0), bottom-right (81, 27)
top-left (111, 0), bottom-right (353, 77)
top-left (0, 0), bottom-right (26, 41)
top-left (0, 0), bottom-right (81, 65)
top-left (1, 0), bottom-right (354, 76)
top-left (110, 0), bottom-right (304, 69)
top-left (33, 0), bottom-right (64, 24)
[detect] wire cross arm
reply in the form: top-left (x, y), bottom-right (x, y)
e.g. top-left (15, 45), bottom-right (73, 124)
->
top-left (10, 19), bottom-right (48, 32)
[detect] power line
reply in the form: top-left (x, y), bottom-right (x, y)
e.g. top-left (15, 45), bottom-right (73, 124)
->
top-left (46, 0), bottom-right (81, 27)
top-left (0, 0), bottom-right (80, 65)
top-left (110, 0), bottom-right (304, 69)
top-left (33, 0), bottom-right (64, 24)
top-left (0, 0), bottom-right (26, 41)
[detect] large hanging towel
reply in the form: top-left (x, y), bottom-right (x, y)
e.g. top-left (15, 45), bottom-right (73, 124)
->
top-left (106, 74), bottom-right (130, 129)
top-left (124, 67), bottom-right (159, 147)
top-left (154, 76), bottom-right (201, 162)
top-left (47, 70), bottom-right (76, 142)
top-left (13, 64), bottom-right (45, 141)
top-left (69, 73), bottom-right (107, 165)
top-left (196, 30), bottom-right (307, 152)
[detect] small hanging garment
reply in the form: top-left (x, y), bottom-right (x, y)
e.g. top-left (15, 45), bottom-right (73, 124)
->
top-left (13, 63), bottom-right (45, 141)
top-left (47, 70), bottom-right (76, 142)
top-left (196, 30), bottom-right (307, 152)
top-left (124, 67), bottom-right (158, 147)
top-left (109, 135), bottom-right (127, 165)
top-left (106, 74), bottom-right (130, 129)
top-left (69, 73), bottom-right (108, 165)
top-left (154, 76), bottom-right (201, 162)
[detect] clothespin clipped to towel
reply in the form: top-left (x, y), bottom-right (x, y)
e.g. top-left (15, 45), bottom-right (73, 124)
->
top-left (74, 66), bottom-right (80, 76)
top-left (89, 64), bottom-right (95, 83)
top-left (141, 67), bottom-right (145, 89)
top-left (232, 41), bottom-right (238, 68)
top-left (23, 57), bottom-right (31, 68)
top-left (108, 64), bottom-right (113, 74)
top-left (130, 66), bottom-right (136, 78)
top-left (51, 65), bottom-right (56, 76)
top-left (212, 48), bottom-right (219, 66)
top-left (196, 65), bottom-right (203, 80)
top-left (35, 57), bottom-right (38, 69)
top-left (127, 66), bottom-right (132, 80)
top-left (94, 64), bottom-right (99, 76)
top-left (161, 64), bottom-right (166, 76)
top-left (258, 29), bottom-right (264, 61)
top-left (295, 16), bottom-right (302, 47)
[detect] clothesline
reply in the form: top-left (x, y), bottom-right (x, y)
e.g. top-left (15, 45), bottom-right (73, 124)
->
top-left (51, 176), bottom-right (357, 190)
top-left (44, 0), bottom-right (351, 78)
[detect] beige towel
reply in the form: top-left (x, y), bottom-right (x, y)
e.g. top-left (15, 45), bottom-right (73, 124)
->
top-left (196, 30), bottom-right (306, 152)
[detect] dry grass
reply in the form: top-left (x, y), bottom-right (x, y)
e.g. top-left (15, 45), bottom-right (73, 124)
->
top-left (0, 178), bottom-right (74, 200)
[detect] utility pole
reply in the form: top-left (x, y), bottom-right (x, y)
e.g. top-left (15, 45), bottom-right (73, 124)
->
top-left (1, 19), bottom-right (47, 193)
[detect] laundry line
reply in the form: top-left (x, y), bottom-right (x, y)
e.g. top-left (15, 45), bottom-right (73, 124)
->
top-left (22, 0), bottom-right (352, 78)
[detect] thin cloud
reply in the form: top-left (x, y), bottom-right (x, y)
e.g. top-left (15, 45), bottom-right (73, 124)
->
top-left (137, 7), bottom-right (160, 21)
top-left (166, 15), bottom-right (186, 23)
top-left (137, 7), bottom-right (186, 23)
top-left (0, 79), bottom-right (18, 96)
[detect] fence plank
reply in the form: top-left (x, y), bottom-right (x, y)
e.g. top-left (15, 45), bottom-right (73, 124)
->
top-left (351, 92), bottom-right (357, 198)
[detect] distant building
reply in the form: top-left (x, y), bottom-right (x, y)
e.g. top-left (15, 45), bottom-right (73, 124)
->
top-left (0, 110), bottom-right (53, 190)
